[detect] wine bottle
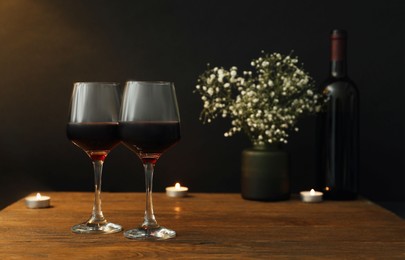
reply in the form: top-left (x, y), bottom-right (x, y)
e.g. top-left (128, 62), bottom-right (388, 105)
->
top-left (317, 29), bottom-right (359, 200)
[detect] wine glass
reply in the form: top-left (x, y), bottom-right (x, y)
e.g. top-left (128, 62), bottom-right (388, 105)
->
top-left (67, 82), bottom-right (122, 234)
top-left (119, 81), bottom-right (181, 240)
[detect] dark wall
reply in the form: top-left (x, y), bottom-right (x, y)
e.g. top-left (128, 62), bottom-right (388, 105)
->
top-left (0, 0), bottom-right (403, 207)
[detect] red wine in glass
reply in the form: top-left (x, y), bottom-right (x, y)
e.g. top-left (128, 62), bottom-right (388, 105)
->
top-left (119, 121), bottom-right (180, 164)
top-left (67, 122), bottom-right (120, 161)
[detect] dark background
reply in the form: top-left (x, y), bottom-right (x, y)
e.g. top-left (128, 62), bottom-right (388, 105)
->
top-left (0, 0), bottom-right (403, 215)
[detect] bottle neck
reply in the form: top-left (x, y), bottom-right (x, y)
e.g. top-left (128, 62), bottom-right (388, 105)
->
top-left (330, 33), bottom-right (347, 78)
top-left (330, 61), bottom-right (347, 78)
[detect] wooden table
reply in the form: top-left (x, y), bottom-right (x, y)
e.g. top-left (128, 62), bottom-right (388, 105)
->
top-left (0, 192), bottom-right (404, 259)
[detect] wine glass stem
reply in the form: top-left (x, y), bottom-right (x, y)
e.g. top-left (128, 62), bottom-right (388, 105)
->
top-left (143, 162), bottom-right (158, 228)
top-left (91, 160), bottom-right (105, 223)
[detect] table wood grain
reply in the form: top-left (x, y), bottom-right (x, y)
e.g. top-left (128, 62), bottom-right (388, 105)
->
top-left (0, 192), bottom-right (404, 259)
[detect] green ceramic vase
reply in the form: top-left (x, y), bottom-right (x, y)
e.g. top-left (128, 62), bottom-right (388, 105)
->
top-left (241, 145), bottom-right (290, 201)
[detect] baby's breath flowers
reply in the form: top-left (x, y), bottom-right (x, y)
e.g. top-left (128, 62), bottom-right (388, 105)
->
top-left (194, 51), bottom-right (321, 146)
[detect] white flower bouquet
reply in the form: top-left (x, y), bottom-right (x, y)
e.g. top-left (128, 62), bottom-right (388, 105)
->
top-left (194, 51), bottom-right (321, 146)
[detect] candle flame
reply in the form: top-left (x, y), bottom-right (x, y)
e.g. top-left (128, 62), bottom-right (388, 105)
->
top-left (36, 193), bottom-right (42, 199)
top-left (310, 189), bottom-right (316, 195)
top-left (175, 183), bottom-right (181, 189)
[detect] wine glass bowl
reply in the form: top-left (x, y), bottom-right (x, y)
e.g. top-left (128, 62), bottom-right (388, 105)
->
top-left (119, 81), bottom-right (181, 240)
top-left (67, 82), bottom-right (122, 234)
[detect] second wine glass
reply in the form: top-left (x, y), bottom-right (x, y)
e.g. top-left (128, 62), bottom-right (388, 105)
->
top-left (119, 81), bottom-right (181, 240)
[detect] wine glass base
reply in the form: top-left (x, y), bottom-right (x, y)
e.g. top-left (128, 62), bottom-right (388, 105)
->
top-left (72, 222), bottom-right (122, 234)
top-left (124, 226), bottom-right (176, 240)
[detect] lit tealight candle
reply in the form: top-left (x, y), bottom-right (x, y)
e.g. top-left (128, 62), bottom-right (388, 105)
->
top-left (166, 183), bottom-right (188, 198)
top-left (300, 189), bottom-right (323, 203)
top-left (25, 193), bottom-right (51, 208)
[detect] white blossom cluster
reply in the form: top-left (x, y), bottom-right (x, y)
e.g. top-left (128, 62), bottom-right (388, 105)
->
top-left (194, 52), bottom-right (321, 146)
